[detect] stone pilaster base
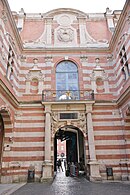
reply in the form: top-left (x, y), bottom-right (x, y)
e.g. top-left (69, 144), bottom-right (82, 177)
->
top-left (121, 174), bottom-right (128, 181)
top-left (128, 175), bottom-right (130, 181)
top-left (40, 160), bottom-right (53, 182)
top-left (88, 161), bottom-right (102, 181)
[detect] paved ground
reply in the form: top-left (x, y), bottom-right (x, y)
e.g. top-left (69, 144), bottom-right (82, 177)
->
top-left (5, 171), bottom-right (130, 195)
top-left (0, 183), bottom-right (26, 195)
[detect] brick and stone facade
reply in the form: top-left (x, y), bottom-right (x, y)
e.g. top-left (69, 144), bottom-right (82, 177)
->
top-left (0, 0), bottom-right (130, 183)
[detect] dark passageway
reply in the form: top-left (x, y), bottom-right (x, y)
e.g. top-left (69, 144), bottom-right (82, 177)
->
top-left (54, 126), bottom-right (85, 175)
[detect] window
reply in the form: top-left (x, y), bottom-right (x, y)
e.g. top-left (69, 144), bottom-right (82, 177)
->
top-left (61, 146), bottom-right (64, 151)
top-left (6, 46), bottom-right (14, 81)
top-left (56, 61), bottom-right (79, 99)
top-left (120, 45), bottom-right (129, 80)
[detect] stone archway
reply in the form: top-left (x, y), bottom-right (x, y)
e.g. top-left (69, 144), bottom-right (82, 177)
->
top-left (53, 125), bottom-right (86, 173)
top-left (0, 106), bottom-right (13, 182)
top-left (41, 103), bottom-right (101, 182)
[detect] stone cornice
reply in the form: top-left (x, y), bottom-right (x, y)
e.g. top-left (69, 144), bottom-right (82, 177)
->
top-left (43, 8), bottom-right (88, 18)
top-left (42, 101), bottom-right (95, 106)
top-left (94, 101), bottom-right (117, 106)
top-left (109, 0), bottom-right (129, 51)
top-left (22, 46), bottom-right (110, 53)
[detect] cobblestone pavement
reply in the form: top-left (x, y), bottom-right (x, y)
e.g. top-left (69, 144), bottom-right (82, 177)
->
top-left (10, 172), bottom-right (130, 195)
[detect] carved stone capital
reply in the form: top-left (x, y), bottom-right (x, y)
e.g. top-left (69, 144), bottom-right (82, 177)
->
top-left (86, 105), bottom-right (92, 113)
top-left (107, 54), bottom-right (113, 62)
top-left (45, 17), bottom-right (53, 24)
top-left (80, 55), bottom-right (88, 62)
top-left (20, 55), bottom-right (27, 62)
top-left (45, 55), bottom-right (53, 62)
top-left (44, 105), bottom-right (51, 113)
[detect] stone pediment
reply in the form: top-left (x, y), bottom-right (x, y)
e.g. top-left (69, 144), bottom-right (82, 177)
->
top-left (23, 8), bottom-right (108, 48)
top-left (43, 8), bottom-right (88, 18)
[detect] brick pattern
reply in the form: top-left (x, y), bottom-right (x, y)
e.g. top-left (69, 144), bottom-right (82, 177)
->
top-left (0, 0), bottom-right (130, 182)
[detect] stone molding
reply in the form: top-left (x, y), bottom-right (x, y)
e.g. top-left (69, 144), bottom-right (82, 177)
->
top-left (26, 67), bottom-right (44, 81)
top-left (25, 65), bottom-right (44, 94)
top-left (51, 111), bottom-right (87, 137)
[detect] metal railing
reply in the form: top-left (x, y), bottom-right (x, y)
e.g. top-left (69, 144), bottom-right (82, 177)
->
top-left (42, 90), bottom-right (94, 102)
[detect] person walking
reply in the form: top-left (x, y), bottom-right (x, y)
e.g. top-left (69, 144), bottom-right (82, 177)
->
top-left (64, 160), bottom-right (67, 170)
top-left (57, 159), bottom-right (63, 172)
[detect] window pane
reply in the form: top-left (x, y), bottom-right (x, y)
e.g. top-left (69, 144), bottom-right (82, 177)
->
top-left (68, 73), bottom-right (78, 80)
top-left (56, 61), bottom-right (77, 72)
top-left (57, 84), bottom-right (66, 90)
top-left (56, 61), bottom-right (79, 99)
top-left (68, 84), bottom-right (78, 90)
top-left (56, 73), bottom-right (66, 83)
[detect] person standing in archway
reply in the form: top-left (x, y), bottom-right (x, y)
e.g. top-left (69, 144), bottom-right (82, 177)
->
top-left (57, 159), bottom-right (63, 172)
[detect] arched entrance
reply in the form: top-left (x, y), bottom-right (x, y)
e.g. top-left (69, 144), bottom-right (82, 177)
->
top-left (42, 103), bottom-right (101, 181)
top-left (0, 106), bottom-right (13, 183)
top-left (54, 125), bottom-right (85, 174)
top-left (0, 114), bottom-right (4, 180)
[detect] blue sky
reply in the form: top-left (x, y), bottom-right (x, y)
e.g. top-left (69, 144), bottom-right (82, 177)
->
top-left (8, 0), bottom-right (126, 13)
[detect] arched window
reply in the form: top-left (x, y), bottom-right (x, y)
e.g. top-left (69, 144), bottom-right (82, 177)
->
top-left (56, 61), bottom-right (79, 100)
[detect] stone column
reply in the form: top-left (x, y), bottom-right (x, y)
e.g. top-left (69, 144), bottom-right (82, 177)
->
top-left (86, 104), bottom-right (101, 181)
top-left (106, 8), bottom-right (115, 33)
top-left (46, 18), bottom-right (52, 46)
top-left (41, 104), bottom-right (53, 182)
top-left (127, 161), bottom-right (130, 181)
top-left (78, 17), bottom-right (86, 46)
top-left (119, 160), bottom-right (129, 181)
top-left (25, 80), bottom-right (30, 94)
top-left (104, 79), bottom-right (109, 93)
top-left (91, 79), bottom-right (96, 93)
top-left (38, 80), bottom-right (44, 94)
top-left (17, 8), bottom-right (25, 31)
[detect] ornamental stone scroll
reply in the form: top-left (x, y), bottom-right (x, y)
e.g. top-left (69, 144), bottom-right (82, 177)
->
top-left (51, 111), bottom-right (87, 137)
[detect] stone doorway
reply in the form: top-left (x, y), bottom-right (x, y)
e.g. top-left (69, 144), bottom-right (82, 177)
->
top-left (54, 125), bottom-right (85, 175)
